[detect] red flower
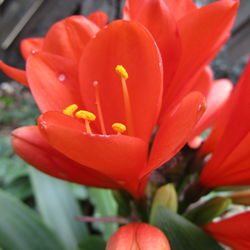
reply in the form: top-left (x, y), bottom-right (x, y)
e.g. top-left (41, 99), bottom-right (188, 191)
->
top-left (198, 60), bottom-right (250, 188)
top-left (124, 0), bottom-right (238, 143)
top-left (10, 20), bottom-right (205, 198)
top-left (0, 14), bottom-right (103, 86)
top-left (203, 212), bottom-right (250, 250)
top-left (106, 223), bottom-right (170, 250)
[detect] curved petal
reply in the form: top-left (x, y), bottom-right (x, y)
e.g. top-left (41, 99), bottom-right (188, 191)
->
top-left (79, 20), bottom-right (163, 142)
top-left (12, 126), bottom-right (121, 189)
top-left (20, 38), bottom-right (44, 60)
top-left (26, 52), bottom-right (82, 112)
top-left (38, 111), bottom-right (148, 182)
top-left (147, 91), bottom-right (206, 173)
top-left (163, 0), bottom-right (239, 111)
top-left (163, 0), bottom-right (197, 20)
top-left (201, 60), bottom-right (250, 166)
top-left (200, 132), bottom-right (250, 187)
top-left (191, 78), bottom-right (233, 138)
top-left (88, 11), bottom-right (108, 28)
top-left (124, 0), bottom-right (181, 84)
top-left (43, 15), bottom-right (99, 61)
top-left (0, 61), bottom-right (28, 87)
top-left (203, 212), bottom-right (250, 250)
top-left (198, 60), bottom-right (250, 187)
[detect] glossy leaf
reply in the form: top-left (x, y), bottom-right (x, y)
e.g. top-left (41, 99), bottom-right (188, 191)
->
top-left (89, 188), bottom-right (118, 240)
top-left (151, 207), bottom-right (223, 250)
top-left (29, 169), bottom-right (88, 250)
top-left (79, 235), bottom-right (106, 250)
top-left (0, 189), bottom-right (65, 250)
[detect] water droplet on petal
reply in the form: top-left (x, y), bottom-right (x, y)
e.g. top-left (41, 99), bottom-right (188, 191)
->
top-left (198, 103), bottom-right (206, 112)
top-left (39, 120), bottom-right (48, 130)
top-left (58, 74), bottom-right (66, 82)
top-left (31, 49), bottom-right (38, 54)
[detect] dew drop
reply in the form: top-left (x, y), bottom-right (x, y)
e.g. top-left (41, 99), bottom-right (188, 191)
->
top-left (31, 49), bottom-right (38, 54)
top-left (58, 74), bottom-right (66, 82)
top-left (198, 104), bottom-right (205, 111)
top-left (39, 120), bottom-right (48, 130)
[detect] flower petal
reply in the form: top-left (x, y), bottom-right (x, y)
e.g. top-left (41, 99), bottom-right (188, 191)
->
top-left (163, 0), bottom-right (197, 20)
top-left (79, 20), bottom-right (163, 142)
top-left (26, 52), bottom-right (82, 112)
top-left (20, 38), bottom-right (44, 60)
top-left (191, 78), bottom-right (233, 138)
top-left (0, 61), bottom-right (28, 87)
top-left (43, 15), bottom-right (99, 61)
top-left (203, 212), bottom-right (250, 250)
top-left (38, 111), bottom-right (148, 183)
top-left (88, 11), bottom-right (108, 28)
top-left (163, 0), bottom-right (238, 110)
top-left (147, 91), bottom-right (206, 173)
top-left (124, 0), bottom-right (181, 83)
top-left (12, 126), bottom-right (121, 189)
top-left (199, 60), bottom-right (250, 187)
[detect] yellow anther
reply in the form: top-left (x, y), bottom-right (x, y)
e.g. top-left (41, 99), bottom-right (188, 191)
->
top-left (115, 65), bottom-right (128, 80)
top-left (75, 110), bottom-right (96, 121)
top-left (112, 123), bottom-right (126, 135)
top-left (63, 104), bottom-right (78, 116)
top-left (75, 110), bottom-right (96, 134)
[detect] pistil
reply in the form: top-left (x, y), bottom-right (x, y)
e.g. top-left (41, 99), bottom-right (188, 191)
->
top-left (93, 81), bottom-right (107, 135)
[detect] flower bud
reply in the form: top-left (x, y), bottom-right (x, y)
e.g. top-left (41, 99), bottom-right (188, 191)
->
top-left (151, 184), bottom-right (178, 219)
top-left (106, 223), bottom-right (170, 250)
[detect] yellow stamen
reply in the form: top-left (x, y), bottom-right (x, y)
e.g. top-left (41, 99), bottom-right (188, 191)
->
top-left (75, 110), bottom-right (96, 134)
top-left (63, 104), bottom-right (78, 116)
top-left (93, 81), bottom-right (107, 135)
top-left (112, 123), bottom-right (126, 135)
top-left (115, 65), bottom-right (134, 136)
top-left (115, 65), bottom-right (128, 80)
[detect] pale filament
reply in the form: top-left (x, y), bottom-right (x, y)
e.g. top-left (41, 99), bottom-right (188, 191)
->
top-left (93, 81), bottom-right (107, 135)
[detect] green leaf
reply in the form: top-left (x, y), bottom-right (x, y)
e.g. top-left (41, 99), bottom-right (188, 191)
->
top-left (150, 183), bottom-right (178, 222)
top-left (89, 188), bottom-right (118, 240)
top-left (185, 197), bottom-right (232, 225)
top-left (4, 177), bottom-right (32, 200)
top-left (0, 189), bottom-right (65, 250)
top-left (151, 207), bottom-right (223, 250)
top-left (79, 236), bottom-right (106, 250)
top-left (29, 169), bottom-right (88, 250)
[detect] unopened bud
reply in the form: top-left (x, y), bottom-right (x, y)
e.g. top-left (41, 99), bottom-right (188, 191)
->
top-left (106, 223), bottom-right (170, 250)
top-left (150, 184), bottom-right (178, 222)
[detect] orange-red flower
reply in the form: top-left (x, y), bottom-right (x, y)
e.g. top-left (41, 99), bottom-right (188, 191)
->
top-left (124, 0), bottom-right (237, 149)
top-left (197, 60), bottom-right (250, 188)
top-left (106, 223), bottom-right (170, 250)
top-left (8, 19), bottom-right (205, 198)
top-left (203, 212), bottom-right (250, 250)
top-left (1, 1), bottom-right (239, 198)
top-left (0, 13), bottom-right (104, 86)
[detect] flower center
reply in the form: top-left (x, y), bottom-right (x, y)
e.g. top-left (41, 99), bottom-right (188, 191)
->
top-left (63, 65), bottom-right (132, 136)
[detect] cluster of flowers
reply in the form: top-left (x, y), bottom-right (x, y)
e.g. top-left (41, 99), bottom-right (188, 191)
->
top-left (1, 0), bottom-right (250, 249)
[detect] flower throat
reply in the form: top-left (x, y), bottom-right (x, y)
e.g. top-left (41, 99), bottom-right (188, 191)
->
top-left (63, 65), bottom-right (133, 136)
